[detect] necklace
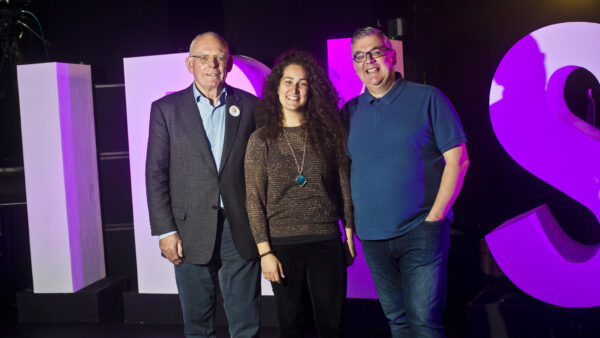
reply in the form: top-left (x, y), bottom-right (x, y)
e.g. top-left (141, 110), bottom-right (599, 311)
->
top-left (282, 127), bottom-right (307, 186)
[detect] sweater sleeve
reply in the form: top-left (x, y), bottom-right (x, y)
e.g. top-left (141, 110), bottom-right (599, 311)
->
top-left (338, 156), bottom-right (354, 229)
top-left (244, 132), bottom-right (270, 244)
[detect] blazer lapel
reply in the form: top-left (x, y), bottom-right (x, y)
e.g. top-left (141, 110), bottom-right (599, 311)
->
top-left (219, 86), bottom-right (241, 173)
top-left (180, 85), bottom-right (219, 175)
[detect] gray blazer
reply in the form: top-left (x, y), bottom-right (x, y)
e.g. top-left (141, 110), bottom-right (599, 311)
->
top-left (146, 84), bottom-right (258, 264)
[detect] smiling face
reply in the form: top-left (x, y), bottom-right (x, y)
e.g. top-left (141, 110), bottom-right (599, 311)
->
top-left (278, 64), bottom-right (309, 115)
top-left (185, 34), bottom-right (231, 98)
top-left (352, 34), bottom-right (396, 97)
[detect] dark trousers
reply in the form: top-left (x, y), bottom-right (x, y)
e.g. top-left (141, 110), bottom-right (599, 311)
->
top-left (174, 217), bottom-right (261, 338)
top-left (362, 219), bottom-right (450, 338)
top-left (271, 238), bottom-right (347, 338)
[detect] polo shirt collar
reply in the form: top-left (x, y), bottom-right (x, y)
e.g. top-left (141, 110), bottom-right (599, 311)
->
top-left (362, 72), bottom-right (406, 104)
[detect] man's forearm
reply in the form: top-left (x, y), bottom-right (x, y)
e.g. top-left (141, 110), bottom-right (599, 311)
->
top-left (426, 144), bottom-right (469, 221)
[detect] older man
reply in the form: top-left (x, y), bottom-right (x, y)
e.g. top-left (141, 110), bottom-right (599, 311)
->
top-left (344, 27), bottom-right (469, 337)
top-left (146, 32), bottom-right (260, 338)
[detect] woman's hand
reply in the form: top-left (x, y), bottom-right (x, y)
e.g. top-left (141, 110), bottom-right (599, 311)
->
top-left (261, 253), bottom-right (285, 284)
top-left (344, 228), bottom-right (357, 266)
top-left (345, 240), bottom-right (356, 266)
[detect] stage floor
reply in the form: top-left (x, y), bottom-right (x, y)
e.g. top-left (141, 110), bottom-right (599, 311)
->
top-left (1, 321), bottom-right (390, 338)
top-left (0, 304), bottom-right (471, 338)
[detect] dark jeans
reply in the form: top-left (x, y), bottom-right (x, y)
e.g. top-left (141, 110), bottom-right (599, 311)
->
top-left (362, 219), bottom-right (450, 338)
top-left (174, 217), bottom-right (261, 338)
top-left (271, 238), bottom-right (347, 338)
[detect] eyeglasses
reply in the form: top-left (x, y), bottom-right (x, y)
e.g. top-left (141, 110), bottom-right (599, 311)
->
top-left (352, 47), bottom-right (391, 63)
top-left (189, 54), bottom-right (229, 64)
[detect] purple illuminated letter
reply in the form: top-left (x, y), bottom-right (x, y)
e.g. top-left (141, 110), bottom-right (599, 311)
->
top-left (487, 22), bottom-right (600, 307)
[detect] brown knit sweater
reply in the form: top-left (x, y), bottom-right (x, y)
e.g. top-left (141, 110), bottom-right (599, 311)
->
top-left (244, 125), bottom-right (353, 245)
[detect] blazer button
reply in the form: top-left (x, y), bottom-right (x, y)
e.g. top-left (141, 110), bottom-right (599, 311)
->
top-left (211, 205), bottom-right (218, 210)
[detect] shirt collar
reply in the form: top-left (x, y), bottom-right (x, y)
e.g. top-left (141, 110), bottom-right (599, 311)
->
top-left (193, 84), bottom-right (227, 107)
top-left (362, 72), bottom-right (406, 104)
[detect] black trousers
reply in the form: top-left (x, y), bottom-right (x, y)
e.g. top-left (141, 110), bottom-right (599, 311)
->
top-left (271, 238), bottom-right (347, 338)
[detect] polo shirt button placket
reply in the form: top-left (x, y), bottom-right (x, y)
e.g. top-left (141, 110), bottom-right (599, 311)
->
top-left (375, 99), bottom-right (382, 126)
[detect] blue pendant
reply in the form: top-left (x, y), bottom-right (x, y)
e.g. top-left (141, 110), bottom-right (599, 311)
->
top-left (296, 175), bottom-right (307, 186)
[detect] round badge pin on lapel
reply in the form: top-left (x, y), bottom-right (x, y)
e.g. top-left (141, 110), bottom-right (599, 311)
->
top-left (229, 105), bottom-right (240, 117)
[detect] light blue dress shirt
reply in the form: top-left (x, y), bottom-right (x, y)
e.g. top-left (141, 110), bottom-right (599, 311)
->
top-left (159, 85), bottom-right (227, 240)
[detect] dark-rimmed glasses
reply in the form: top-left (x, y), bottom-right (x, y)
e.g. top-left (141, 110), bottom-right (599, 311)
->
top-left (352, 47), bottom-right (391, 63)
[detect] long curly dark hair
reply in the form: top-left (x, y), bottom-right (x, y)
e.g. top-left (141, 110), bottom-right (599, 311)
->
top-left (255, 51), bottom-right (347, 171)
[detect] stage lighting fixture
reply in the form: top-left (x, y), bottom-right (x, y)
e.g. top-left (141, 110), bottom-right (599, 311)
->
top-left (387, 18), bottom-right (404, 40)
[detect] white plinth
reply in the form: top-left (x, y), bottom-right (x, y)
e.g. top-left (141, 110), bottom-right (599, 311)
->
top-left (17, 62), bottom-right (105, 293)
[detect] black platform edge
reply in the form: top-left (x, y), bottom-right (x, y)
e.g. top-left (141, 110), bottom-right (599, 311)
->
top-left (467, 279), bottom-right (600, 338)
top-left (123, 292), bottom-right (279, 327)
top-left (345, 298), bottom-right (389, 334)
top-left (123, 291), bottom-right (387, 332)
top-left (16, 276), bottom-right (128, 323)
top-left (123, 291), bottom-right (183, 325)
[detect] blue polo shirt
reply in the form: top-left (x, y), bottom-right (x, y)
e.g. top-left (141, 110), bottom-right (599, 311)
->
top-left (345, 76), bottom-right (467, 240)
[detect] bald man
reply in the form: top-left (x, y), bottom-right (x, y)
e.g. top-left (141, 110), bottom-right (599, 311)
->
top-left (146, 32), bottom-right (260, 337)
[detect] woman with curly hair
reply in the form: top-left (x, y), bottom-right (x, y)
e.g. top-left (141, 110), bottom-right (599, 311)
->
top-left (244, 51), bottom-right (355, 337)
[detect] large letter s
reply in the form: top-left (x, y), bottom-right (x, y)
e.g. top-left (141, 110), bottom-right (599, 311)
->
top-left (487, 22), bottom-right (600, 307)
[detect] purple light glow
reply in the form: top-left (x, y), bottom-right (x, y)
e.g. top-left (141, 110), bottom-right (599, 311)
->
top-left (327, 38), bottom-right (364, 106)
top-left (57, 63), bottom-right (83, 291)
top-left (487, 22), bottom-right (600, 307)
